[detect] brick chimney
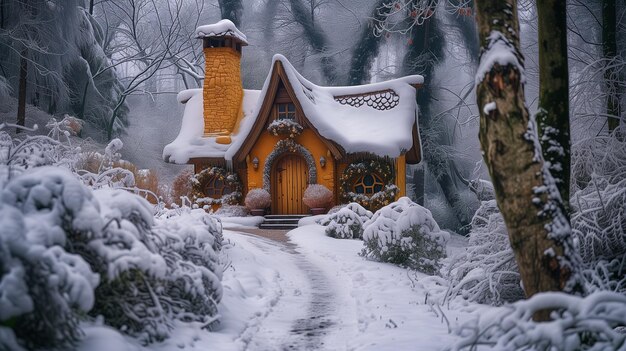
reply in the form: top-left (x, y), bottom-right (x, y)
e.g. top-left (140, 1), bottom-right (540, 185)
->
top-left (196, 20), bottom-right (248, 144)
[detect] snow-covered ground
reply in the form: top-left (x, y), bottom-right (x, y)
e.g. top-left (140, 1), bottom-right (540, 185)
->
top-left (75, 222), bottom-right (494, 351)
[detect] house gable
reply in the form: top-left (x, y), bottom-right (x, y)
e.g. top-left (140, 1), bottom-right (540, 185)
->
top-left (233, 60), bottom-right (344, 164)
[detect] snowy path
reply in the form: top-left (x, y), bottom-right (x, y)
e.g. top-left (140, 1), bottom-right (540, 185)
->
top-left (127, 224), bottom-right (479, 351)
top-left (239, 231), bottom-right (356, 351)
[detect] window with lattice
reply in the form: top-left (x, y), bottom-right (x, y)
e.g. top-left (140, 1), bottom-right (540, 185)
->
top-left (276, 103), bottom-right (296, 120)
top-left (204, 176), bottom-right (233, 197)
top-left (353, 173), bottom-right (385, 194)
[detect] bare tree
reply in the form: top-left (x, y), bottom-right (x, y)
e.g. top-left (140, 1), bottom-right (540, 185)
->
top-left (96, 0), bottom-right (189, 139)
top-left (475, 0), bottom-right (583, 319)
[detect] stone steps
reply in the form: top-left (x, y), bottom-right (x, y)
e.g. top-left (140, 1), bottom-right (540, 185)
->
top-left (259, 214), bottom-right (309, 230)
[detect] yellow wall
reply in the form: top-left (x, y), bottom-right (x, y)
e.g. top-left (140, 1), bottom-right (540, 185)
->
top-left (245, 129), bottom-right (336, 202)
top-left (203, 47), bottom-right (243, 138)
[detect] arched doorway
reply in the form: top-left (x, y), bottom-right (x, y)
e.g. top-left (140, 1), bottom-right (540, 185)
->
top-left (271, 153), bottom-right (309, 214)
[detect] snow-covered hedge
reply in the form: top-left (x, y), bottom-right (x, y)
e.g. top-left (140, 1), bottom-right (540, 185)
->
top-left (319, 202), bottom-right (372, 239)
top-left (0, 166), bottom-right (224, 348)
top-left (244, 188), bottom-right (271, 210)
top-left (0, 168), bottom-right (102, 350)
top-left (303, 184), bottom-right (333, 209)
top-left (87, 190), bottom-right (223, 343)
top-left (361, 197), bottom-right (449, 274)
top-left (445, 200), bottom-right (523, 305)
top-left (571, 133), bottom-right (626, 293)
top-left (449, 291), bottom-right (626, 351)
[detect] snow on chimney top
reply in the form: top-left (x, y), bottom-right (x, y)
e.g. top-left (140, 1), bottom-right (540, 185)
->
top-left (195, 19), bottom-right (248, 46)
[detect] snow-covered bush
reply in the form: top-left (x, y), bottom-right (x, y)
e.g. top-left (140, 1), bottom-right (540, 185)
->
top-left (169, 168), bottom-right (194, 206)
top-left (0, 167), bottom-right (101, 350)
top-left (81, 190), bottom-right (224, 343)
top-left (0, 165), bottom-right (225, 347)
top-left (449, 291), bottom-right (626, 351)
top-left (319, 202), bottom-right (373, 239)
top-left (245, 188), bottom-right (271, 209)
top-left (361, 197), bottom-right (449, 274)
top-left (303, 184), bottom-right (333, 209)
top-left (571, 132), bottom-right (626, 293)
top-left (215, 204), bottom-right (249, 217)
top-left (320, 208), bottom-right (361, 239)
top-left (445, 200), bottom-right (523, 305)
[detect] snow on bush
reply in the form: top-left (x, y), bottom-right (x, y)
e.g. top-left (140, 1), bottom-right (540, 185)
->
top-left (82, 189), bottom-right (223, 344)
top-left (321, 208), bottom-right (364, 239)
top-left (449, 291), bottom-right (626, 351)
top-left (361, 197), bottom-right (449, 274)
top-left (302, 183), bottom-right (333, 209)
top-left (571, 133), bottom-right (626, 293)
top-left (215, 204), bottom-right (249, 217)
top-left (445, 200), bottom-right (524, 305)
top-left (244, 188), bottom-right (271, 210)
top-left (0, 164), bottom-right (225, 347)
top-left (318, 202), bottom-right (373, 239)
top-left (0, 167), bottom-right (101, 350)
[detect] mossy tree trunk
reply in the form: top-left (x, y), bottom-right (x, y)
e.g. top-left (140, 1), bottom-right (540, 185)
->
top-left (475, 0), bottom-right (582, 320)
top-left (602, 0), bottom-right (621, 132)
top-left (536, 0), bottom-right (571, 211)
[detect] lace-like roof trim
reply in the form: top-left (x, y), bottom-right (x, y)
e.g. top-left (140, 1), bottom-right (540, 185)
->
top-left (334, 89), bottom-right (400, 110)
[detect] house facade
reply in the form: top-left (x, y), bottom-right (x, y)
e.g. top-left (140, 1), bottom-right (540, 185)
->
top-left (163, 20), bottom-right (423, 215)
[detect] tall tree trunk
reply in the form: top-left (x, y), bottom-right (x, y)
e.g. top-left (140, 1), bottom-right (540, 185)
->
top-left (475, 0), bottom-right (582, 320)
top-left (16, 52), bottom-right (28, 133)
top-left (603, 0), bottom-right (621, 132)
top-left (288, 0), bottom-right (337, 85)
top-left (402, 15), bottom-right (470, 233)
top-left (218, 0), bottom-right (243, 28)
top-left (536, 0), bottom-right (571, 211)
top-left (347, 0), bottom-right (392, 85)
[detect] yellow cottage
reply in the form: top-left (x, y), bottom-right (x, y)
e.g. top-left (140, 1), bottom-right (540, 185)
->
top-left (163, 20), bottom-right (423, 215)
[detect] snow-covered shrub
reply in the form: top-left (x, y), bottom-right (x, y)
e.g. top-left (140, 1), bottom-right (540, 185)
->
top-left (169, 168), bottom-right (194, 206)
top-left (319, 202), bottom-right (373, 239)
top-left (319, 205), bottom-right (367, 239)
top-left (449, 291), bottom-right (626, 351)
top-left (245, 188), bottom-right (271, 209)
top-left (73, 139), bottom-right (136, 189)
top-left (0, 167), bottom-right (101, 350)
top-left (445, 200), bottom-right (523, 305)
top-left (361, 197), bottom-right (449, 274)
top-left (215, 204), bottom-right (249, 217)
top-left (81, 190), bottom-right (223, 344)
top-left (0, 128), bottom-right (71, 188)
top-left (571, 133), bottom-right (626, 293)
top-left (302, 184), bottom-right (333, 209)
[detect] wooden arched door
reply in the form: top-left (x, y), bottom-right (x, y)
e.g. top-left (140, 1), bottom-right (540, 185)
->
top-left (271, 154), bottom-right (309, 214)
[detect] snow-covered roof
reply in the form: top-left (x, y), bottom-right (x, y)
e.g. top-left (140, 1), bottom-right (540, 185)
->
top-left (162, 88), bottom-right (260, 164)
top-left (269, 55), bottom-right (422, 158)
top-left (163, 55), bottom-right (423, 164)
top-left (195, 19), bottom-right (248, 45)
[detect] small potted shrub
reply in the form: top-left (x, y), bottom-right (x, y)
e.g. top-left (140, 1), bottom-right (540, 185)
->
top-left (245, 188), bottom-right (271, 216)
top-left (303, 184), bottom-right (332, 215)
